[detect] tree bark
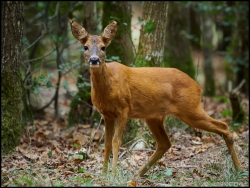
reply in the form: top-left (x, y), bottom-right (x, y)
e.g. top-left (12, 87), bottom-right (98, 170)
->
top-left (202, 13), bottom-right (216, 96)
top-left (102, 1), bottom-right (136, 143)
top-left (133, 1), bottom-right (168, 146)
top-left (1, 1), bottom-right (24, 154)
top-left (102, 1), bottom-right (134, 66)
top-left (189, 5), bottom-right (201, 50)
top-left (135, 1), bottom-right (168, 67)
top-left (164, 2), bottom-right (196, 79)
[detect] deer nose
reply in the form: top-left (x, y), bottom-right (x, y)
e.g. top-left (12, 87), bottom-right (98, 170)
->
top-left (89, 56), bottom-right (100, 65)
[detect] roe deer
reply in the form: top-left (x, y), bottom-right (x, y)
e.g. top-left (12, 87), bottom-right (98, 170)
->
top-left (70, 20), bottom-right (241, 177)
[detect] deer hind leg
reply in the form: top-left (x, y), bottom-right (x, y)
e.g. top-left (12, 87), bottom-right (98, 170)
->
top-left (136, 118), bottom-right (171, 177)
top-left (103, 117), bottom-right (115, 174)
top-left (177, 106), bottom-right (241, 171)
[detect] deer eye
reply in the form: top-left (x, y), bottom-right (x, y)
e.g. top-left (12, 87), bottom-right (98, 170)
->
top-left (83, 46), bottom-right (88, 51)
top-left (101, 46), bottom-right (106, 51)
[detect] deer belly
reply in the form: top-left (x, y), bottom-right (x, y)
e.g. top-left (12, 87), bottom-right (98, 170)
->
top-left (128, 99), bottom-right (170, 119)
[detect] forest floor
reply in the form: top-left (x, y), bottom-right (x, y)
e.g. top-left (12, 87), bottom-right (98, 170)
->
top-left (1, 25), bottom-right (249, 186)
top-left (1, 47), bottom-right (250, 186)
top-left (1, 93), bottom-right (249, 186)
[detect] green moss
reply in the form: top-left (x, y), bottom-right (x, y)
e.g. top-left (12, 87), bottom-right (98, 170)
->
top-left (164, 50), bottom-right (196, 80)
top-left (1, 71), bottom-right (24, 155)
top-left (102, 1), bottom-right (134, 66)
top-left (144, 20), bottom-right (156, 34)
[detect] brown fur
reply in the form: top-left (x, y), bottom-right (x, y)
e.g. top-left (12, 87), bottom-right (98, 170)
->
top-left (70, 20), bottom-right (241, 177)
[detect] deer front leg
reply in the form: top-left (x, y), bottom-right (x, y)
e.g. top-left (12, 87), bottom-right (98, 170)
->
top-left (103, 117), bottom-right (115, 174)
top-left (111, 114), bottom-right (128, 175)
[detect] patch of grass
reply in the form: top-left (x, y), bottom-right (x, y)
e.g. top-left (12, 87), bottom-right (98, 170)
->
top-left (191, 147), bottom-right (249, 187)
top-left (9, 170), bottom-right (53, 187)
top-left (95, 162), bottom-right (133, 186)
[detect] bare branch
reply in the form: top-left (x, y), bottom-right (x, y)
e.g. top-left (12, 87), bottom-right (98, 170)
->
top-left (22, 23), bottom-right (47, 54)
top-left (22, 50), bottom-right (55, 64)
top-left (48, 2), bottom-right (60, 20)
top-left (35, 95), bottom-right (56, 111)
top-left (232, 79), bottom-right (246, 94)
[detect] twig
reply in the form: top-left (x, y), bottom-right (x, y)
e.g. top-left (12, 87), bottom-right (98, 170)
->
top-left (119, 138), bottom-right (151, 159)
top-left (83, 116), bottom-right (103, 147)
top-left (232, 79), bottom-right (246, 94)
top-left (22, 50), bottom-right (55, 64)
top-left (167, 165), bottom-right (198, 168)
top-left (195, 50), bottom-right (200, 81)
top-left (22, 23), bottom-right (47, 54)
top-left (35, 95), bottom-right (56, 111)
top-left (48, 2), bottom-right (60, 20)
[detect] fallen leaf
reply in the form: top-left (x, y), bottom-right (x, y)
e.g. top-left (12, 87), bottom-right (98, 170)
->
top-left (191, 140), bottom-right (203, 145)
top-left (128, 181), bottom-right (137, 187)
top-left (72, 132), bottom-right (88, 146)
top-left (16, 147), bottom-right (39, 160)
top-left (64, 171), bottom-right (74, 175)
top-left (56, 165), bottom-right (65, 171)
top-left (195, 148), bottom-right (207, 154)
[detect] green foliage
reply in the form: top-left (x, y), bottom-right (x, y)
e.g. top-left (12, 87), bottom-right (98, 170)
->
top-left (47, 150), bottom-right (53, 158)
top-left (135, 58), bottom-right (150, 67)
top-left (67, 67), bottom-right (95, 126)
top-left (122, 119), bottom-right (138, 144)
top-left (144, 20), bottom-right (156, 34)
top-left (73, 154), bottom-right (83, 160)
top-left (214, 96), bottom-right (229, 104)
top-left (20, 177), bottom-right (35, 186)
top-left (53, 182), bottom-right (64, 187)
top-left (105, 55), bottom-right (121, 63)
top-left (165, 116), bottom-right (188, 129)
top-left (78, 168), bottom-right (87, 173)
top-left (31, 73), bottom-right (55, 94)
top-left (164, 169), bottom-right (173, 176)
top-left (71, 176), bottom-right (93, 186)
top-left (221, 109), bottom-right (232, 117)
top-left (73, 143), bottom-right (79, 148)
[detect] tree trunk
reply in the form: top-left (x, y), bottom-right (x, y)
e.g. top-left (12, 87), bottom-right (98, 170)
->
top-left (102, 1), bottom-right (134, 66)
top-left (189, 5), bottom-right (201, 50)
top-left (135, 1), bottom-right (168, 67)
top-left (234, 1), bottom-right (248, 96)
top-left (102, 1), bottom-right (136, 144)
top-left (68, 1), bottom-right (98, 126)
top-left (1, 1), bottom-right (24, 154)
top-left (164, 2), bottom-right (196, 79)
top-left (133, 1), bottom-right (168, 146)
top-left (202, 13), bottom-right (216, 96)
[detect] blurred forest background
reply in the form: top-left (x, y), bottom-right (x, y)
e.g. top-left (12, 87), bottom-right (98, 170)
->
top-left (1, 1), bottom-right (249, 186)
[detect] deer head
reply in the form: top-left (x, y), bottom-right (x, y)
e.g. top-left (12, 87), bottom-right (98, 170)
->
top-left (70, 20), bottom-right (117, 67)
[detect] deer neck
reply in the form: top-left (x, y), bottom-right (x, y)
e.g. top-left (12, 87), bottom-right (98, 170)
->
top-left (90, 63), bottom-right (111, 92)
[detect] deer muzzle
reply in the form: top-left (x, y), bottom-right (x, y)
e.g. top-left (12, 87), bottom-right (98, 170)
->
top-left (89, 56), bottom-right (100, 67)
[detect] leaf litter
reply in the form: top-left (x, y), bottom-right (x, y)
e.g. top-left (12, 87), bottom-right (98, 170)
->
top-left (1, 96), bottom-right (249, 186)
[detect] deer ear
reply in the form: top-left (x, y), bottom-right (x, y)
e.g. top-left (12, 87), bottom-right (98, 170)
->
top-left (69, 19), bottom-right (89, 44)
top-left (101, 21), bottom-right (117, 46)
